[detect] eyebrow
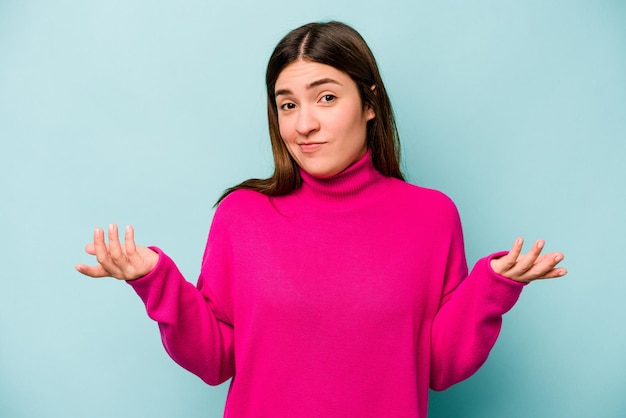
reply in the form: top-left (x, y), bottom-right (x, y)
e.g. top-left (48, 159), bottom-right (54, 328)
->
top-left (275, 78), bottom-right (343, 97)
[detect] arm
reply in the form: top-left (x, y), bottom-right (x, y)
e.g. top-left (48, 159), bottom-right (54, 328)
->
top-left (429, 250), bottom-right (524, 391)
top-left (128, 248), bottom-right (235, 385)
top-left (429, 210), bottom-right (567, 391)
top-left (76, 223), bottom-right (235, 385)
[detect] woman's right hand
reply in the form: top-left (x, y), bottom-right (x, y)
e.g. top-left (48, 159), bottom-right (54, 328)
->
top-left (75, 224), bottom-right (159, 281)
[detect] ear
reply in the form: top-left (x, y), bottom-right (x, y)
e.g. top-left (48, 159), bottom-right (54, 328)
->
top-left (365, 84), bottom-right (376, 121)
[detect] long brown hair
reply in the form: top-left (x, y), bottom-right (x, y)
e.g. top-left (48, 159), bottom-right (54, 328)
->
top-left (217, 21), bottom-right (404, 204)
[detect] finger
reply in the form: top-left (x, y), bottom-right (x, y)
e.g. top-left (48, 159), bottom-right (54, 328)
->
top-left (85, 242), bottom-right (111, 255)
top-left (75, 263), bottom-right (111, 278)
top-left (507, 237), bottom-right (524, 264)
top-left (123, 225), bottom-right (142, 276)
top-left (125, 225), bottom-right (137, 256)
top-left (508, 239), bottom-right (545, 276)
top-left (93, 227), bottom-right (110, 266)
top-left (519, 253), bottom-right (566, 281)
top-left (534, 267), bottom-right (567, 280)
top-left (520, 266), bottom-right (567, 281)
top-left (108, 223), bottom-right (124, 263)
top-left (85, 243), bottom-right (96, 255)
top-left (492, 237), bottom-right (523, 273)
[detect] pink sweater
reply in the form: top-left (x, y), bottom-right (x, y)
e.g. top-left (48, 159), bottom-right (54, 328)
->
top-left (129, 152), bottom-right (524, 417)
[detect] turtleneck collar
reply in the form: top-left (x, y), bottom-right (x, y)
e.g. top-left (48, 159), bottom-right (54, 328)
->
top-left (293, 150), bottom-right (389, 208)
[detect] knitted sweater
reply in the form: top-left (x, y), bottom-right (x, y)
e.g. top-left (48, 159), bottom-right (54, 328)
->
top-left (128, 151), bottom-right (525, 417)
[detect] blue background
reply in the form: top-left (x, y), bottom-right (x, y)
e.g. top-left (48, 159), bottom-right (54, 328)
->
top-left (1, 1), bottom-right (625, 417)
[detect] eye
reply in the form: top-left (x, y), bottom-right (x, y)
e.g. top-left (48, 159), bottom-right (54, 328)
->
top-left (279, 102), bottom-right (296, 111)
top-left (320, 94), bottom-right (336, 103)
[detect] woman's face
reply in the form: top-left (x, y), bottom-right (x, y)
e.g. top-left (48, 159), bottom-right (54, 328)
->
top-left (274, 60), bottom-right (375, 178)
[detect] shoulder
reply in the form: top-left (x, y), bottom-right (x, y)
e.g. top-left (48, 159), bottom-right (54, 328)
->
top-left (217, 188), bottom-right (268, 209)
top-left (385, 177), bottom-right (459, 215)
top-left (212, 189), bottom-right (271, 223)
top-left (381, 178), bottom-right (463, 238)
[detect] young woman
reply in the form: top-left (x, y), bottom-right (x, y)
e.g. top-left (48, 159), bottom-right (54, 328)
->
top-left (76, 21), bottom-right (566, 417)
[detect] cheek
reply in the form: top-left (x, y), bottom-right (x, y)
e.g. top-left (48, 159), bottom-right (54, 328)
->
top-left (277, 117), bottom-right (292, 143)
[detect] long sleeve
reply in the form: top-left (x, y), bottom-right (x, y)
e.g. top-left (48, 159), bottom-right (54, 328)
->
top-left (429, 206), bottom-right (525, 391)
top-left (120, 152), bottom-right (528, 416)
top-left (127, 214), bottom-right (235, 386)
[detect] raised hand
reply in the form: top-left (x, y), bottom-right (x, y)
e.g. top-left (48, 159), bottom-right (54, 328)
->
top-left (490, 238), bottom-right (567, 283)
top-left (75, 224), bottom-right (159, 281)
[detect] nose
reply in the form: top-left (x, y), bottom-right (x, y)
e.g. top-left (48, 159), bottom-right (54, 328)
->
top-left (295, 105), bottom-right (320, 137)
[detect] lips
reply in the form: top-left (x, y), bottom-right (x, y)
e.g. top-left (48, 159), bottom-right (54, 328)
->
top-left (299, 142), bottom-right (325, 153)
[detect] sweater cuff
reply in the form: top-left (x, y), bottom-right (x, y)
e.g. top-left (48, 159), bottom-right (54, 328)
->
top-left (474, 252), bottom-right (526, 314)
top-left (126, 246), bottom-right (166, 289)
top-left (485, 251), bottom-right (529, 288)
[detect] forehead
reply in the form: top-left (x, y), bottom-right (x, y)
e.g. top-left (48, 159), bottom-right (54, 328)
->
top-left (275, 60), bottom-right (352, 90)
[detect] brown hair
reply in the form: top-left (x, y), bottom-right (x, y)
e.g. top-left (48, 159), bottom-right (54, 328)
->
top-left (217, 21), bottom-right (404, 204)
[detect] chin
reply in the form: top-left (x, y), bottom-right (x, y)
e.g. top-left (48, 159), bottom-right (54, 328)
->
top-left (302, 164), bottom-right (341, 179)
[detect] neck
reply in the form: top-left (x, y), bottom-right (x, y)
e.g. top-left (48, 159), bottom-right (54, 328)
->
top-left (294, 150), bottom-right (388, 208)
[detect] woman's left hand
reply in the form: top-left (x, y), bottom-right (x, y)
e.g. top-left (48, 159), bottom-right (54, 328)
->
top-left (490, 238), bottom-right (567, 283)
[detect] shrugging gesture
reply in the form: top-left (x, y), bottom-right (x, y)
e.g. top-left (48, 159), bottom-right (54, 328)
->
top-left (491, 238), bottom-right (567, 283)
top-left (75, 224), bottom-right (158, 280)
top-left (73, 20), bottom-right (571, 418)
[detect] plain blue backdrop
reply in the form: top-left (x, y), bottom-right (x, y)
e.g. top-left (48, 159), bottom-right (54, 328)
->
top-left (1, 1), bottom-right (625, 417)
